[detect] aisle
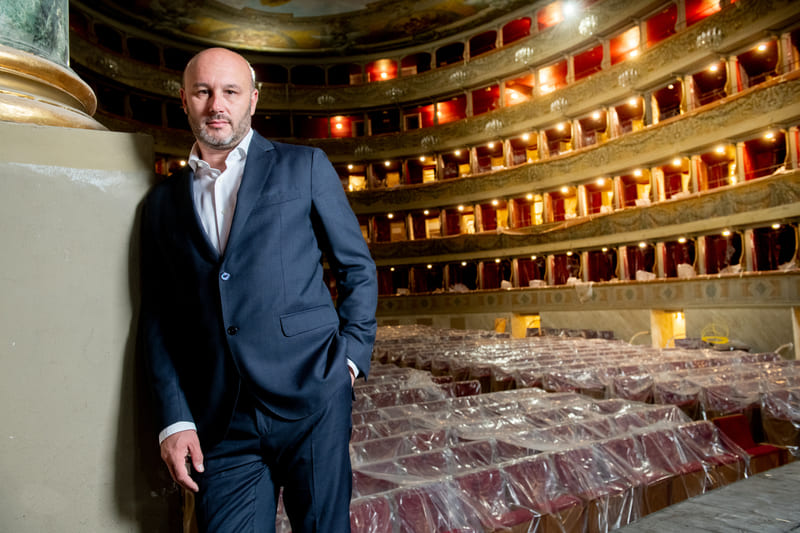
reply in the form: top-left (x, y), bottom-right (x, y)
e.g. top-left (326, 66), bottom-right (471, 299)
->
top-left (619, 461), bottom-right (800, 533)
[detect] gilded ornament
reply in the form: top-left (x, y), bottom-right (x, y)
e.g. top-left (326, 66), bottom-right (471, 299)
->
top-left (578, 15), bottom-right (599, 37)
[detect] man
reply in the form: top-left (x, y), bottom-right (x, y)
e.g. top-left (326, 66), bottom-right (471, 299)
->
top-left (139, 47), bottom-right (377, 533)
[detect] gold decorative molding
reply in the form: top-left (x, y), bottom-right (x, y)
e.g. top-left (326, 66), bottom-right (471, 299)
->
top-left (349, 74), bottom-right (800, 214)
top-left (0, 44), bottom-right (103, 130)
top-left (368, 171), bottom-right (800, 264)
top-left (376, 271), bottom-right (800, 315)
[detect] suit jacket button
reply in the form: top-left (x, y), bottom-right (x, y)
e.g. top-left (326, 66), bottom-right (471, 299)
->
top-left (227, 326), bottom-right (239, 335)
top-left (220, 272), bottom-right (231, 281)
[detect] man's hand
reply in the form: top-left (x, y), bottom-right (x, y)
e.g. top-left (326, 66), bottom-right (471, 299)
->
top-left (349, 366), bottom-right (356, 387)
top-left (160, 430), bottom-right (204, 492)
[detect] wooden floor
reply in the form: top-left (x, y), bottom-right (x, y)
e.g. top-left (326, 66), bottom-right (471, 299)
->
top-left (620, 461), bottom-right (800, 532)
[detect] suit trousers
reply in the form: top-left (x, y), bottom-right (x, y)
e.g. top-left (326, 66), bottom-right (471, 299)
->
top-left (193, 382), bottom-right (354, 533)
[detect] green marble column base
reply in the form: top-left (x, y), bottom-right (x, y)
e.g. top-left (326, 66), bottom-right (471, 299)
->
top-left (0, 43), bottom-right (103, 130)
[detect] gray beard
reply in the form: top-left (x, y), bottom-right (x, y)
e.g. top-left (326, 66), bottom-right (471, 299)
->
top-left (190, 113), bottom-right (251, 151)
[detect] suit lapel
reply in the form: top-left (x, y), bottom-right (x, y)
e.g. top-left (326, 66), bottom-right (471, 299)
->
top-left (225, 132), bottom-right (276, 256)
top-left (179, 166), bottom-right (221, 263)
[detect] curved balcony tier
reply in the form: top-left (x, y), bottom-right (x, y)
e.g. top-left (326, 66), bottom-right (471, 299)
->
top-left (366, 171), bottom-right (800, 265)
top-left (348, 73), bottom-right (800, 214)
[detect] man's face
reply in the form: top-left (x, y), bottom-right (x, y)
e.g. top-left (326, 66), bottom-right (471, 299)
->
top-left (180, 49), bottom-right (258, 153)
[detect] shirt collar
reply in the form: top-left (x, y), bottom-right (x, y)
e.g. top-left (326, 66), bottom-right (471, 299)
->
top-left (188, 128), bottom-right (253, 173)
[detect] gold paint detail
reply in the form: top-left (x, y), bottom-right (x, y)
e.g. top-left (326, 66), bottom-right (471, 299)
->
top-left (0, 43), bottom-right (102, 130)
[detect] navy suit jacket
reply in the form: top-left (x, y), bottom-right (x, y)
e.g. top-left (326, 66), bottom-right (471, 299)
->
top-left (139, 132), bottom-right (377, 450)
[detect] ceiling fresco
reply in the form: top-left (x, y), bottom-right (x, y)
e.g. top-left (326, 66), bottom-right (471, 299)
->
top-left (81, 0), bottom-right (534, 55)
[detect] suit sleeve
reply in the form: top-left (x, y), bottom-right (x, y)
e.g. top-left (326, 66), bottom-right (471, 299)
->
top-left (139, 197), bottom-right (195, 432)
top-left (309, 148), bottom-right (378, 378)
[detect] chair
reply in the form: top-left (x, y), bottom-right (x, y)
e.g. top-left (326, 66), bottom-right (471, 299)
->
top-left (760, 388), bottom-right (800, 451)
top-left (449, 440), bottom-right (495, 473)
top-left (552, 446), bottom-right (641, 532)
top-left (712, 413), bottom-right (787, 474)
top-left (352, 469), bottom-right (400, 498)
top-left (504, 455), bottom-right (585, 533)
top-left (675, 421), bottom-right (747, 489)
top-left (391, 482), bottom-right (483, 532)
top-left (598, 437), bottom-right (672, 515)
top-left (638, 428), bottom-right (706, 504)
top-left (454, 468), bottom-right (535, 532)
top-left (349, 495), bottom-right (393, 533)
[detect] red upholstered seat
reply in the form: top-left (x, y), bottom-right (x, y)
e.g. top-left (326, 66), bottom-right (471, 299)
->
top-left (552, 446), bottom-right (641, 532)
top-left (637, 428), bottom-right (706, 503)
top-left (712, 413), bottom-right (787, 474)
top-left (449, 440), bottom-right (495, 472)
top-left (391, 482), bottom-right (483, 532)
top-left (675, 421), bottom-right (747, 489)
top-left (349, 495), bottom-right (393, 533)
top-left (352, 469), bottom-right (400, 498)
top-left (598, 437), bottom-right (673, 515)
top-left (454, 467), bottom-right (535, 531)
top-left (504, 455), bottom-right (585, 533)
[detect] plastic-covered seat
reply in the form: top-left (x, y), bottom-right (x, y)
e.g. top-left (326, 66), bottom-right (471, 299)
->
top-left (391, 481), bottom-right (483, 533)
top-left (449, 440), bottom-right (495, 473)
top-left (504, 455), bottom-right (585, 533)
top-left (713, 413), bottom-right (787, 473)
top-left (637, 428), bottom-right (706, 504)
top-left (598, 437), bottom-right (673, 515)
top-left (352, 469), bottom-right (400, 498)
top-left (349, 495), bottom-right (393, 533)
top-left (760, 388), bottom-right (800, 456)
top-left (454, 467), bottom-right (535, 532)
top-left (552, 446), bottom-right (641, 533)
top-left (675, 421), bottom-right (747, 489)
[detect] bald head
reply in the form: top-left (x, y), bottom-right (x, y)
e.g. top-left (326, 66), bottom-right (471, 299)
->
top-left (183, 47), bottom-right (256, 91)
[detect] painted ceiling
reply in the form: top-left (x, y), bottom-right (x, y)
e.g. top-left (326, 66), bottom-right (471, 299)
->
top-left (85, 0), bottom-right (535, 55)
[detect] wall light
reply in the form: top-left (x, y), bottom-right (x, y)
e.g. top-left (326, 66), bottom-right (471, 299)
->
top-left (772, 223), bottom-right (781, 229)
top-left (638, 242), bottom-right (647, 248)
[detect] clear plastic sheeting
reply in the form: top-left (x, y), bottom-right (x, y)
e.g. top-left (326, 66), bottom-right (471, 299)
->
top-left (761, 387), bottom-right (800, 457)
top-left (276, 362), bottom-right (751, 532)
top-left (270, 326), bottom-right (797, 532)
top-left (373, 325), bottom-right (799, 437)
top-left (343, 365), bottom-right (749, 533)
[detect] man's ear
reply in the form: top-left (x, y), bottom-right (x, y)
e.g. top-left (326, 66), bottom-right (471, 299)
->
top-left (180, 88), bottom-right (188, 114)
top-left (250, 89), bottom-right (259, 116)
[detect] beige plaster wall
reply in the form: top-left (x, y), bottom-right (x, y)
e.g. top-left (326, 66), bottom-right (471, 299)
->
top-left (0, 122), bottom-right (174, 532)
top-left (685, 307), bottom-right (797, 357)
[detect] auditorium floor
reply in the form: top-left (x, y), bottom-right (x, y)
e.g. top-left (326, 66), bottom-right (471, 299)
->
top-left (619, 460), bottom-right (800, 532)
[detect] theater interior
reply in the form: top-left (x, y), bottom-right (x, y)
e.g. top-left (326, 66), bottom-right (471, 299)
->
top-left (1, 0), bottom-right (799, 531)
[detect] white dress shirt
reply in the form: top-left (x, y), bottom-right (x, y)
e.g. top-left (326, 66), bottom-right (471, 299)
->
top-left (159, 130), bottom-right (358, 444)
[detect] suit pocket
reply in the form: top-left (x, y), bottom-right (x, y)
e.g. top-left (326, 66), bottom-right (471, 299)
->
top-left (280, 305), bottom-right (339, 336)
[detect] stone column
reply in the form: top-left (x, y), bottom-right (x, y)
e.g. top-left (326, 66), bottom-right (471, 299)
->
top-left (0, 0), bottom-right (102, 129)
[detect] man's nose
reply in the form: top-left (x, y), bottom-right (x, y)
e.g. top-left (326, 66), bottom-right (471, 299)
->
top-left (207, 92), bottom-right (224, 113)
